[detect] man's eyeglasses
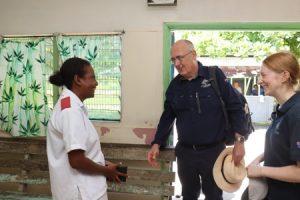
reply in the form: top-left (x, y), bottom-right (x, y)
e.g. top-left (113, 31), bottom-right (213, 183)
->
top-left (170, 51), bottom-right (193, 64)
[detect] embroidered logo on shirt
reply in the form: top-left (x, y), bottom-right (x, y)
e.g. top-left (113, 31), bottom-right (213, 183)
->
top-left (201, 79), bottom-right (211, 88)
top-left (61, 96), bottom-right (71, 110)
top-left (297, 141), bottom-right (300, 149)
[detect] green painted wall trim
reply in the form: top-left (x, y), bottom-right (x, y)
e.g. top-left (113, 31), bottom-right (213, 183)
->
top-left (52, 36), bottom-right (60, 105)
top-left (162, 22), bottom-right (300, 96)
top-left (164, 22), bottom-right (300, 31)
top-left (163, 24), bottom-right (172, 98)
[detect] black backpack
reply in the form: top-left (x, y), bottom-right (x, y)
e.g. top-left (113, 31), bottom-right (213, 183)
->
top-left (208, 66), bottom-right (254, 145)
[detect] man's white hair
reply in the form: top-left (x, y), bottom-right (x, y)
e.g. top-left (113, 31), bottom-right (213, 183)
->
top-left (175, 39), bottom-right (195, 51)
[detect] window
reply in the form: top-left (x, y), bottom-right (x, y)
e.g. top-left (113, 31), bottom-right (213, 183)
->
top-left (56, 34), bottom-right (122, 121)
top-left (0, 33), bottom-right (122, 136)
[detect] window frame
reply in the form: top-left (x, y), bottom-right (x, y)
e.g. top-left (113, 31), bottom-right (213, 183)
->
top-left (1, 32), bottom-right (123, 122)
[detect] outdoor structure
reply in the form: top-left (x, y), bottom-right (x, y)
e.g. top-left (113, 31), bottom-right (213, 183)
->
top-left (245, 96), bottom-right (274, 124)
top-left (199, 56), bottom-right (261, 95)
top-left (198, 56), bottom-right (274, 124)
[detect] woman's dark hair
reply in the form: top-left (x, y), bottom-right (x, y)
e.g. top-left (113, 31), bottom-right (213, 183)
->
top-left (49, 57), bottom-right (91, 90)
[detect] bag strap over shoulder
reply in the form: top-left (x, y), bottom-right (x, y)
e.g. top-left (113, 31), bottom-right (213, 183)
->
top-left (208, 66), bottom-right (230, 131)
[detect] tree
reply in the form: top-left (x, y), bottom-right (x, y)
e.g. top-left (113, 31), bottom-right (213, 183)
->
top-left (180, 31), bottom-right (300, 60)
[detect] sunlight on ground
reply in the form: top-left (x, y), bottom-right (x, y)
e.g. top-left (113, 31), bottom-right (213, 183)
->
top-left (172, 126), bottom-right (267, 200)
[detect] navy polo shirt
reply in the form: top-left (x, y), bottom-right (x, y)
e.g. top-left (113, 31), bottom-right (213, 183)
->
top-left (152, 62), bottom-right (247, 146)
top-left (264, 92), bottom-right (300, 199)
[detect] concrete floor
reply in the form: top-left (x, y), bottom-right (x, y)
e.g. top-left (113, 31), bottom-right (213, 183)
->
top-left (171, 126), bottom-right (267, 200)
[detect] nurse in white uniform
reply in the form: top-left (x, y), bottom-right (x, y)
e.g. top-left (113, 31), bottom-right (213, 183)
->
top-left (47, 57), bottom-right (125, 200)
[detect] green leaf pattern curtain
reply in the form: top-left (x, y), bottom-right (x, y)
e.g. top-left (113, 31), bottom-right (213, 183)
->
top-left (56, 35), bottom-right (122, 120)
top-left (57, 36), bottom-right (98, 64)
top-left (0, 38), bottom-right (52, 136)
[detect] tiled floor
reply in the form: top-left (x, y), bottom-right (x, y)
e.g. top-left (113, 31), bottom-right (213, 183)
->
top-left (172, 126), bottom-right (267, 200)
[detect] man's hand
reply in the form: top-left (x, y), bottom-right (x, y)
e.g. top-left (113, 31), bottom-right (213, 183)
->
top-left (147, 144), bottom-right (160, 166)
top-left (232, 133), bottom-right (245, 165)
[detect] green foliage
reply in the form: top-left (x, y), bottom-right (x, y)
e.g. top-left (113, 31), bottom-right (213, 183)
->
top-left (41, 118), bottom-right (49, 127)
top-left (85, 46), bottom-right (98, 62)
top-left (283, 32), bottom-right (300, 58)
top-left (2, 87), bottom-right (14, 103)
top-left (13, 50), bottom-right (24, 62)
top-left (72, 43), bottom-right (77, 52)
top-left (0, 114), bottom-right (8, 123)
top-left (25, 41), bottom-right (39, 49)
top-left (12, 114), bottom-right (18, 124)
top-left (20, 120), bottom-right (40, 136)
top-left (18, 87), bottom-right (26, 96)
top-left (34, 104), bottom-right (44, 114)
top-left (4, 53), bottom-right (13, 62)
top-left (181, 31), bottom-right (300, 59)
top-left (1, 40), bottom-right (8, 49)
top-left (21, 100), bottom-right (33, 111)
top-left (43, 94), bottom-right (48, 104)
top-left (78, 38), bottom-right (87, 49)
top-left (58, 41), bottom-right (70, 57)
top-left (23, 59), bottom-right (33, 74)
top-left (30, 80), bottom-right (42, 94)
top-left (36, 55), bottom-right (46, 64)
top-left (5, 127), bottom-right (12, 133)
top-left (7, 67), bottom-right (23, 83)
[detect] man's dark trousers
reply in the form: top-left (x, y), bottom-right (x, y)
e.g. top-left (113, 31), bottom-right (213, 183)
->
top-left (175, 142), bottom-right (225, 200)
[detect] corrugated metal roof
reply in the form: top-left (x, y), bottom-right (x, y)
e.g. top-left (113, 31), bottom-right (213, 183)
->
top-left (199, 57), bottom-right (261, 77)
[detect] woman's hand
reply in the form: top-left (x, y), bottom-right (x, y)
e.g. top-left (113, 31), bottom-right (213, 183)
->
top-left (247, 164), bottom-right (263, 178)
top-left (105, 162), bottom-right (127, 183)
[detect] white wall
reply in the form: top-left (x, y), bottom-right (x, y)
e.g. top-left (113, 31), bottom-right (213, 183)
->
top-left (0, 0), bottom-right (299, 144)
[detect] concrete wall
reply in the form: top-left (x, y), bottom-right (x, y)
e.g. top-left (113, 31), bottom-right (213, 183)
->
top-left (0, 0), bottom-right (299, 144)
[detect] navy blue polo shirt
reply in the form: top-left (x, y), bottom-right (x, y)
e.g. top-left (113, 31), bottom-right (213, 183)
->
top-left (264, 92), bottom-right (300, 199)
top-left (152, 62), bottom-right (247, 146)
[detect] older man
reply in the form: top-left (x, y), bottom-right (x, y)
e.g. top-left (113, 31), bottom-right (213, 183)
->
top-left (147, 40), bottom-right (247, 200)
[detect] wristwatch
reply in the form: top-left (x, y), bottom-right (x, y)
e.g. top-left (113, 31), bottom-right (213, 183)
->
top-left (235, 135), bottom-right (245, 143)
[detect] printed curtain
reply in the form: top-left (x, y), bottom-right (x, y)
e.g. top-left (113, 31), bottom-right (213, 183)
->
top-left (56, 35), bottom-right (122, 120)
top-left (0, 38), bottom-right (53, 136)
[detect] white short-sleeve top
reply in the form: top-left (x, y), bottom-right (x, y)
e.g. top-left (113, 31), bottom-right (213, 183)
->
top-left (47, 88), bottom-right (106, 200)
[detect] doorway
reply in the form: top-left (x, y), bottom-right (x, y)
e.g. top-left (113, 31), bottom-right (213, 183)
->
top-left (164, 24), bottom-right (300, 199)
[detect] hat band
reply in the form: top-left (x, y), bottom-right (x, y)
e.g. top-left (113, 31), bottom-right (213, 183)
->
top-left (221, 154), bottom-right (235, 185)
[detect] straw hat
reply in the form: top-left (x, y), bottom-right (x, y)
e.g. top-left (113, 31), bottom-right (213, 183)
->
top-left (213, 147), bottom-right (246, 193)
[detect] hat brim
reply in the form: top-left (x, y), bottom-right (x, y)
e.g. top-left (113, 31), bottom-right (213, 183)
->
top-left (213, 147), bottom-right (245, 193)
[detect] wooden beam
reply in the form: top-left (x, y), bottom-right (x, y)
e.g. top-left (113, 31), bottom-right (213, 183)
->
top-left (0, 138), bottom-right (175, 198)
top-left (0, 138), bottom-right (175, 161)
top-left (0, 165), bottom-right (175, 183)
top-left (108, 182), bottom-right (174, 196)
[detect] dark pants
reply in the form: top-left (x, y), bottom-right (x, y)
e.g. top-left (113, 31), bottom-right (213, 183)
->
top-left (175, 142), bottom-right (225, 200)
